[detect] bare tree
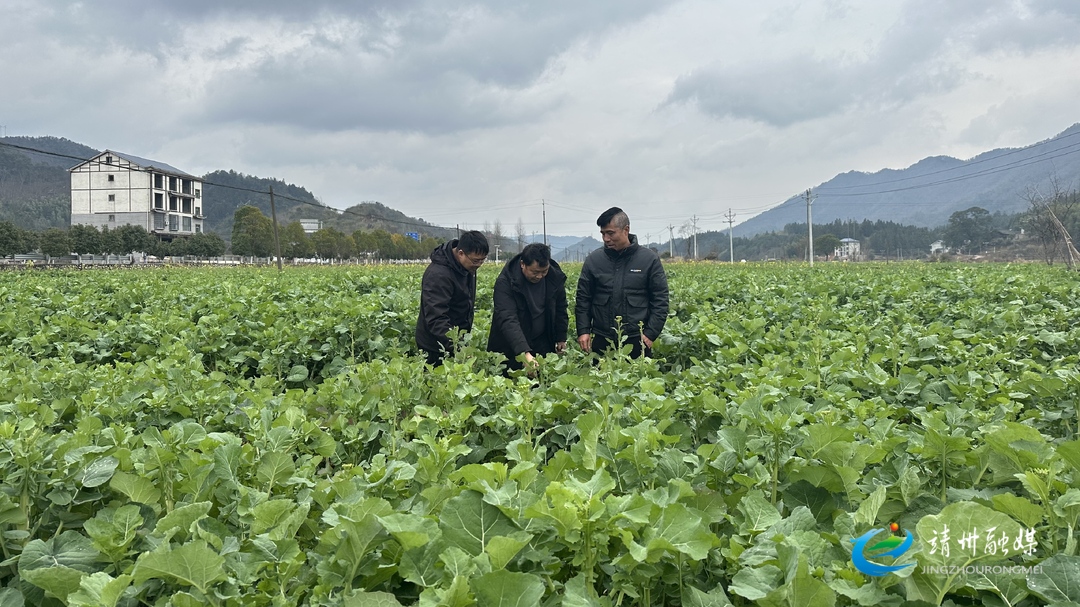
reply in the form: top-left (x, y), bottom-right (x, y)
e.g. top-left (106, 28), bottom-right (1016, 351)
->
top-left (1023, 176), bottom-right (1080, 266)
top-left (516, 218), bottom-right (527, 253)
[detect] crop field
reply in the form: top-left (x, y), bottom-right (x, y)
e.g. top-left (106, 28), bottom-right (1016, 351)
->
top-left (1, 262), bottom-right (1079, 607)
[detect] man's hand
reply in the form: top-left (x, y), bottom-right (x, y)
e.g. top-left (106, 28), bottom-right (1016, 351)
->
top-left (641, 335), bottom-right (654, 348)
top-left (523, 352), bottom-right (539, 377)
top-left (555, 341), bottom-right (567, 354)
top-left (577, 334), bottom-right (592, 353)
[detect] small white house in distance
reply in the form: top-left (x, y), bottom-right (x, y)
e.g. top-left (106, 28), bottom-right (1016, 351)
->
top-left (930, 240), bottom-right (948, 254)
top-left (70, 150), bottom-right (204, 239)
top-left (835, 237), bottom-right (861, 260)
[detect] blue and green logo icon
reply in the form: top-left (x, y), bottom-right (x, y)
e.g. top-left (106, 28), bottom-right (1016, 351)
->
top-left (851, 523), bottom-right (915, 576)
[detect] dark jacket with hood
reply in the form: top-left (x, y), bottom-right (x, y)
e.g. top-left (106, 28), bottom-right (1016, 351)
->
top-left (575, 235), bottom-right (669, 341)
top-left (486, 254), bottom-right (569, 362)
top-left (416, 240), bottom-right (477, 356)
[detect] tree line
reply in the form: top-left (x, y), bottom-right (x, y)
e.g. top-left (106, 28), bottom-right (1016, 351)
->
top-left (230, 205), bottom-right (446, 260)
top-left (0, 221), bottom-right (226, 259)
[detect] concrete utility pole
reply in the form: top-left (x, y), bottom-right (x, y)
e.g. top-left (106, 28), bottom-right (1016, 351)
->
top-left (690, 215), bottom-right (699, 260)
top-left (542, 199), bottom-right (548, 246)
top-left (269, 186), bottom-right (283, 271)
top-left (805, 189), bottom-right (815, 266)
top-left (667, 224), bottom-right (675, 258)
top-left (725, 209), bottom-right (736, 263)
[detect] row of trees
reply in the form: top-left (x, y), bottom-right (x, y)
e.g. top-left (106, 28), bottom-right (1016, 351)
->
top-left (0, 220), bottom-right (226, 259)
top-left (230, 205), bottom-right (445, 260)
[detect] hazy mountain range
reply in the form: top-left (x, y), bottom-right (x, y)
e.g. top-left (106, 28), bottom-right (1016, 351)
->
top-left (3, 123), bottom-right (1079, 246)
top-left (734, 123), bottom-right (1080, 237)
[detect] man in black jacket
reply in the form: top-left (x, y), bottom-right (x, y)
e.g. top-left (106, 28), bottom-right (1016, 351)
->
top-left (576, 207), bottom-right (669, 358)
top-left (487, 243), bottom-right (569, 372)
top-left (416, 230), bottom-right (489, 365)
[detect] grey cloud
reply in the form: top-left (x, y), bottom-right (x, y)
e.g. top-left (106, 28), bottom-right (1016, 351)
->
top-left (668, 0), bottom-right (1079, 127)
top-left (29, 1), bottom-right (673, 134)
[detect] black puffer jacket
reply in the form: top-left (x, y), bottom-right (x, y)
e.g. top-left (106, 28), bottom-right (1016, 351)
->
top-left (575, 235), bottom-right (669, 341)
top-left (415, 240), bottom-right (476, 355)
top-left (486, 255), bottom-right (569, 359)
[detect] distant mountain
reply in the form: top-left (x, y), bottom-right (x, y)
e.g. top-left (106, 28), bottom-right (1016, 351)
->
top-left (202, 170), bottom-right (457, 240)
top-left (553, 237), bottom-right (603, 262)
top-left (734, 123), bottom-right (1080, 237)
top-left (0, 136), bottom-right (99, 230)
top-left (0, 137), bottom-right (458, 240)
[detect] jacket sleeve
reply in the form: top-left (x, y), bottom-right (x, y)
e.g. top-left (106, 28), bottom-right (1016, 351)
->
top-left (422, 267), bottom-right (456, 351)
top-left (643, 257), bottom-right (669, 341)
top-left (492, 274), bottom-right (532, 355)
top-left (575, 263), bottom-right (593, 336)
top-left (554, 278), bottom-right (569, 342)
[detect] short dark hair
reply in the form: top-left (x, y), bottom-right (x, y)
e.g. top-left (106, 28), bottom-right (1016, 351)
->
top-left (457, 230), bottom-right (489, 256)
top-left (597, 206), bottom-right (629, 229)
top-left (520, 242), bottom-right (551, 267)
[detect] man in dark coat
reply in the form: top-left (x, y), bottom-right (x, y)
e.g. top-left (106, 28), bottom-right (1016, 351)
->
top-left (576, 207), bottom-right (669, 358)
top-left (487, 243), bottom-right (569, 372)
top-left (416, 230), bottom-right (489, 365)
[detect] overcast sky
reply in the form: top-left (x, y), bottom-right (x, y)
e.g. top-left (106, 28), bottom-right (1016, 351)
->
top-left (3, 0), bottom-right (1079, 239)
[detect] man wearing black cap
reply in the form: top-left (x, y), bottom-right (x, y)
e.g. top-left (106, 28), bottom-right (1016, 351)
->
top-left (576, 207), bottom-right (669, 358)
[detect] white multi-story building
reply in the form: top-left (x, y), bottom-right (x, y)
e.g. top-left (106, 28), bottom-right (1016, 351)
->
top-left (70, 150), bottom-right (204, 238)
top-left (835, 237), bottom-right (861, 260)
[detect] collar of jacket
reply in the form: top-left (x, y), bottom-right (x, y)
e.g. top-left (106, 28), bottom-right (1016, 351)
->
top-left (603, 234), bottom-right (641, 260)
top-left (431, 239), bottom-right (471, 276)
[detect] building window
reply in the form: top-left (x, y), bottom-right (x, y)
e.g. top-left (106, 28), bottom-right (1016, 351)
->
top-left (169, 176), bottom-right (177, 191)
top-left (169, 214), bottom-right (179, 232)
top-left (105, 156), bottom-right (113, 165)
top-left (195, 223), bottom-right (202, 233)
top-left (195, 188), bottom-right (201, 199)
top-left (154, 214), bottom-right (166, 230)
top-left (182, 199), bottom-right (192, 214)
top-left (169, 196), bottom-right (178, 212)
top-left (194, 206), bottom-right (201, 217)
top-left (155, 193), bottom-right (164, 209)
top-left (183, 217), bottom-right (192, 232)
top-left (154, 174), bottom-right (164, 189)
top-left (108, 214), bottom-right (115, 222)
top-left (107, 174), bottom-right (115, 182)
top-left (108, 194), bottom-right (116, 202)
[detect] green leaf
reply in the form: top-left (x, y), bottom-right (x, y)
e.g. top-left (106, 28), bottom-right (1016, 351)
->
top-left (738, 492), bottom-right (782, 534)
top-left (562, 574), bottom-right (610, 607)
top-left (80, 456), bottom-right (119, 488)
top-left (286, 365), bottom-right (310, 382)
top-left (20, 566), bottom-right (86, 602)
top-left (854, 484), bottom-right (888, 528)
top-left (67, 572), bottom-right (133, 607)
top-left (729, 565), bottom-right (783, 601)
top-left (485, 532), bottom-right (533, 571)
top-left (256, 451), bottom-right (296, 490)
top-left (0, 588), bottom-right (24, 607)
top-left (681, 585), bottom-right (733, 607)
top-left (1026, 555), bottom-right (1080, 604)
top-left (991, 493), bottom-right (1043, 529)
top-left (155, 502), bottom-right (213, 536)
top-left (109, 471), bottom-right (162, 505)
top-left (968, 570), bottom-right (1028, 607)
top-left (645, 502), bottom-right (717, 561)
top-left (133, 541), bottom-right (225, 594)
top-left (440, 490), bottom-right (518, 557)
top-left (343, 591), bottom-right (406, 607)
top-left (378, 512), bottom-right (442, 551)
top-left (0, 494), bottom-right (27, 527)
top-left (19, 530), bottom-right (100, 573)
top-left (472, 570), bottom-right (545, 607)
